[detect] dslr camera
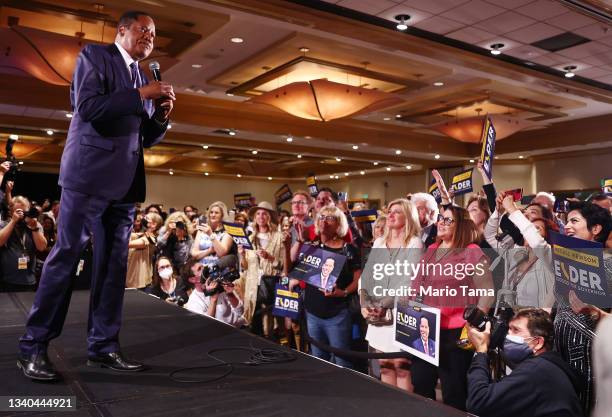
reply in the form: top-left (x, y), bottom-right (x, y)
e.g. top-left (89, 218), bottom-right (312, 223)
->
top-left (2, 137), bottom-right (20, 190)
top-left (463, 302), bottom-right (514, 350)
top-left (201, 255), bottom-right (240, 296)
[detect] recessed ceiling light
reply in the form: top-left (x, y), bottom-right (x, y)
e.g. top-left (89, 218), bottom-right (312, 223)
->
top-left (434, 154), bottom-right (441, 159)
top-left (563, 65), bottom-right (577, 78)
top-left (373, 161), bottom-right (379, 166)
top-left (305, 136), bottom-right (311, 139)
top-left (191, 64), bottom-right (202, 68)
top-left (18, 161), bottom-right (24, 165)
top-left (352, 145), bottom-right (359, 150)
top-left (406, 165), bottom-right (412, 170)
top-left (395, 150), bottom-right (402, 155)
top-left (9, 134), bottom-right (18, 140)
top-left (299, 46), bottom-right (310, 53)
top-left (395, 114), bottom-right (402, 118)
top-left (329, 175), bottom-right (334, 179)
top-left (297, 154), bottom-right (302, 158)
top-left (228, 129), bottom-right (237, 136)
top-left (394, 14), bottom-right (410, 31)
top-left (360, 171), bottom-right (365, 175)
top-left (490, 43), bottom-right (504, 55)
top-left (168, 169), bottom-right (174, 175)
top-left (344, 172), bottom-right (349, 176)
top-left (230, 37), bottom-right (244, 43)
top-left (167, 123), bottom-right (172, 129)
top-left (433, 81), bottom-right (444, 86)
top-left (268, 177), bottom-right (273, 180)
top-left (286, 136), bottom-right (293, 142)
top-left (226, 93), bottom-right (234, 97)
top-left (65, 112), bottom-right (73, 118)
top-left (469, 159), bottom-right (475, 163)
top-left (518, 155), bottom-right (524, 159)
top-left (494, 156), bottom-right (499, 159)
top-left (46, 129), bottom-right (54, 135)
top-left (386, 167), bottom-right (392, 171)
top-left (237, 174), bottom-right (242, 178)
top-left (335, 157), bottom-right (341, 162)
top-left (204, 172), bottom-right (209, 176)
top-left (202, 145), bottom-right (209, 149)
top-left (251, 150), bottom-right (258, 155)
top-left (335, 175), bottom-right (340, 179)
top-left (383, 117), bottom-right (391, 121)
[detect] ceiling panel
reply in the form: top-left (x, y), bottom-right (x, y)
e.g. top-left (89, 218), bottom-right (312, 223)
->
top-left (376, 4), bottom-right (433, 25)
top-left (514, 0), bottom-right (570, 20)
top-left (399, 0), bottom-right (471, 15)
top-left (557, 41), bottom-right (610, 60)
top-left (446, 26), bottom-right (497, 43)
top-left (413, 15), bottom-right (465, 34)
top-left (336, 0), bottom-right (399, 15)
top-left (504, 22), bottom-right (565, 44)
top-left (546, 11), bottom-right (599, 31)
top-left (439, 0), bottom-right (505, 25)
top-left (474, 10), bottom-right (536, 35)
top-left (573, 23), bottom-right (612, 41)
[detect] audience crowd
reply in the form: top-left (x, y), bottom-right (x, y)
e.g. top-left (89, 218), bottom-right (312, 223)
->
top-left (1, 158), bottom-right (611, 417)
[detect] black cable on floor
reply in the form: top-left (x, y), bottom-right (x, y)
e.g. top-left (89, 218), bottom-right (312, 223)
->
top-left (168, 341), bottom-right (297, 383)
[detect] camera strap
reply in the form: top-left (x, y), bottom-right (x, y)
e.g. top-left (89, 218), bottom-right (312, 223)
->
top-left (510, 255), bottom-right (538, 291)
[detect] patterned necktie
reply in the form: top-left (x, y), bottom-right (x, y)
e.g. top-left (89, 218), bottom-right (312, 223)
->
top-left (129, 62), bottom-right (140, 88)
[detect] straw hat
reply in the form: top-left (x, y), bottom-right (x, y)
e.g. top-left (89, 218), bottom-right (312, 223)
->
top-left (248, 201), bottom-right (278, 224)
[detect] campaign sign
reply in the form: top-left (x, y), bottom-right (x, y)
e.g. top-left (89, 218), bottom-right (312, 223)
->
top-left (272, 284), bottom-right (301, 319)
top-left (351, 209), bottom-right (377, 224)
top-left (428, 179), bottom-right (442, 204)
top-left (234, 193), bottom-right (253, 209)
top-left (306, 174), bottom-right (319, 197)
top-left (450, 169), bottom-right (474, 196)
top-left (602, 178), bottom-right (612, 197)
top-left (275, 184), bottom-right (293, 206)
top-left (550, 232), bottom-right (609, 307)
top-left (222, 222), bottom-right (253, 250)
top-left (289, 244), bottom-right (347, 291)
top-left (394, 302), bottom-right (440, 366)
top-left (479, 117), bottom-right (496, 181)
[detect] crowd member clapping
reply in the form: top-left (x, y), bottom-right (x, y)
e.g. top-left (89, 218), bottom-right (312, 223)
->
top-left (126, 212), bottom-right (163, 289)
top-left (157, 211), bottom-right (193, 272)
top-left (239, 202), bottom-right (284, 336)
top-left (0, 196), bottom-right (47, 291)
top-left (190, 201), bottom-right (233, 267)
top-left (362, 198), bottom-right (423, 392)
top-left (410, 206), bottom-right (494, 410)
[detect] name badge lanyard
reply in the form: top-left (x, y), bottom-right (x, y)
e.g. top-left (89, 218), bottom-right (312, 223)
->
top-left (15, 227), bottom-right (30, 270)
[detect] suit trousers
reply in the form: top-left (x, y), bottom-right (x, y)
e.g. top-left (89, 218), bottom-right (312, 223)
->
top-left (19, 188), bottom-right (135, 357)
top-left (410, 327), bottom-right (474, 411)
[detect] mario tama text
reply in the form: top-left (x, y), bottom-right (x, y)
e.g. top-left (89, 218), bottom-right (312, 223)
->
top-left (371, 284), bottom-right (494, 298)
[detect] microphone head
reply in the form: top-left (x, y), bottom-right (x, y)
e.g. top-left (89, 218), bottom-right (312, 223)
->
top-left (149, 61), bottom-right (160, 71)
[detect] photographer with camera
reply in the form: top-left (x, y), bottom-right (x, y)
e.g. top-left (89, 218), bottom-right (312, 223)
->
top-left (126, 212), bottom-right (163, 289)
top-left (156, 211), bottom-right (193, 272)
top-left (0, 196), bottom-right (47, 291)
top-left (466, 308), bottom-right (583, 417)
top-left (184, 255), bottom-right (245, 327)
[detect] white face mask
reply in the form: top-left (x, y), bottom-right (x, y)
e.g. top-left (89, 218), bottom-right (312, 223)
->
top-left (159, 267), bottom-right (173, 280)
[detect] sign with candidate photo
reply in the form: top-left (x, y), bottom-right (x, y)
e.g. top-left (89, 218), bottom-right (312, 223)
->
top-left (394, 302), bottom-right (440, 367)
top-left (222, 222), bottom-right (253, 250)
top-left (234, 193), bottom-right (253, 209)
top-left (275, 184), bottom-right (293, 207)
top-left (428, 179), bottom-right (442, 204)
top-left (351, 209), bottom-right (377, 224)
top-left (550, 232), bottom-right (609, 307)
top-left (602, 177), bottom-right (612, 196)
top-left (306, 174), bottom-right (319, 197)
top-left (289, 244), bottom-right (347, 291)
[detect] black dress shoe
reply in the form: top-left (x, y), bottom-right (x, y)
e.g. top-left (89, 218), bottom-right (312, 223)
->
top-left (87, 352), bottom-right (146, 372)
top-left (17, 352), bottom-right (59, 381)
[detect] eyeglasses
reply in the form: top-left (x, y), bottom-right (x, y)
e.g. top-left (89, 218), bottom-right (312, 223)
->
top-left (318, 215), bottom-right (337, 222)
top-left (291, 201), bottom-right (308, 206)
top-left (437, 214), bottom-right (455, 226)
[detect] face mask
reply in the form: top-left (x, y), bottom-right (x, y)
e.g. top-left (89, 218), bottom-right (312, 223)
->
top-left (502, 334), bottom-right (534, 368)
top-left (159, 268), bottom-right (173, 280)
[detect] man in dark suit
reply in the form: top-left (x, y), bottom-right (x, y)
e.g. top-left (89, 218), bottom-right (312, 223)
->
top-left (18, 11), bottom-right (175, 381)
top-left (412, 316), bottom-right (435, 358)
top-left (306, 257), bottom-right (338, 291)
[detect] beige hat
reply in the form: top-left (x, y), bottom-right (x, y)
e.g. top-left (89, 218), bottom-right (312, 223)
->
top-left (248, 201), bottom-right (278, 224)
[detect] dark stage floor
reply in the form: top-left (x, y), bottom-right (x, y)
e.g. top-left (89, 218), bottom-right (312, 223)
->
top-left (0, 290), bottom-right (470, 417)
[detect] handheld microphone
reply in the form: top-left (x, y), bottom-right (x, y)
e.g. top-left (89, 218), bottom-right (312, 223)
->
top-left (149, 61), bottom-right (161, 81)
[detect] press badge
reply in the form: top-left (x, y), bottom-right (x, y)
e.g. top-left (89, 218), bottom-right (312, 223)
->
top-left (18, 256), bottom-right (28, 270)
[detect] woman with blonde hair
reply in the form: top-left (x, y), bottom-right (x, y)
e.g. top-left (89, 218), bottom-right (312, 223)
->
top-left (361, 198), bottom-right (423, 392)
top-left (126, 212), bottom-right (163, 289)
top-left (156, 211), bottom-right (194, 271)
top-left (191, 201), bottom-right (234, 268)
top-left (239, 202), bottom-right (284, 337)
